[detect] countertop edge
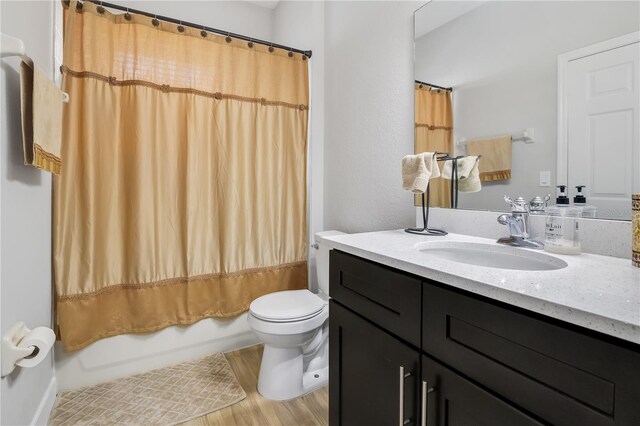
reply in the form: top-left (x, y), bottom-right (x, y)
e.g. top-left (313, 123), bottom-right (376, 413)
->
top-left (320, 236), bottom-right (640, 346)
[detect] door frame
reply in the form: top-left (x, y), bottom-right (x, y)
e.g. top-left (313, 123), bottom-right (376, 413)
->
top-left (556, 31), bottom-right (640, 188)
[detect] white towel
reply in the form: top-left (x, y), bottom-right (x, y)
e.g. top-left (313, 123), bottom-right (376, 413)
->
top-left (440, 156), bottom-right (478, 180)
top-left (458, 157), bottom-right (481, 193)
top-left (402, 152), bottom-right (440, 194)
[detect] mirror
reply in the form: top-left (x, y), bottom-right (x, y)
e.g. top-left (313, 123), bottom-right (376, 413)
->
top-left (414, 1), bottom-right (639, 220)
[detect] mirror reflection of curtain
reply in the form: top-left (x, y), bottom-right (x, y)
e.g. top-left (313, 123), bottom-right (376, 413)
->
top-left (54, 1), bottom-right (309, 351)
top-left (414, 84), bottom-right (452, 207)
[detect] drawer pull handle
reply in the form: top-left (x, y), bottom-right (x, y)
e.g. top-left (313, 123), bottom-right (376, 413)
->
top-left (421, 380), bottom-right (435, 426)
top-left (399, 366), bottom-right (405, 426)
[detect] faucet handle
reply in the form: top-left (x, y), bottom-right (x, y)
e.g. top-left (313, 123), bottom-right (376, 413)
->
top-left (529, 194), bottom-right (551, 215)
top-left (504, 196), bottom-right (528, 212)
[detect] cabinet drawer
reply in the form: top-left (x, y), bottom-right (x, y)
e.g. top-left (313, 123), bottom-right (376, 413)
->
top-left (423, 282), bottom-right (640, 426)
top-left (330, 250), bottom-right (422, 347)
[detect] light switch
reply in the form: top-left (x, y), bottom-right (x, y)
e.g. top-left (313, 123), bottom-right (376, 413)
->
top-left (539, 171), bottom-right (551, 187)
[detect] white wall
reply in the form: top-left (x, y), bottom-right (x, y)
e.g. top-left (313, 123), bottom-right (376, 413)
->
top-left (117, 0), bottom-right (274, 41)
top-left (1, 2), bottom-right (57, 424)
top-left (324, 1), bottom-right (422, 233)
top-left (415, 1), bottom-right (640, 211)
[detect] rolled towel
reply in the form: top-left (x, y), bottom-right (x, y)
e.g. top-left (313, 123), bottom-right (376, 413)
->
top-left (458, 157), bottom-right (481, 193)
top-left (402, 152), bottom-right (440, 194)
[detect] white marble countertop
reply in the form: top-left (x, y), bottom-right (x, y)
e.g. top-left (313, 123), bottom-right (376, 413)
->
top-left (319, 230), bottom-right (640, 345)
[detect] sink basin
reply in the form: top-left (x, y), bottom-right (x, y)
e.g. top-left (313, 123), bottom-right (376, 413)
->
top-left (416, 241), bottom-right (568, 271)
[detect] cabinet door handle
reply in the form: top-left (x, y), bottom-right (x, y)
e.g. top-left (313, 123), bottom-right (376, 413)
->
top-left (421, 380), bottom-right (435, 426)
top-left (399, 366), bottom-right (405, 426)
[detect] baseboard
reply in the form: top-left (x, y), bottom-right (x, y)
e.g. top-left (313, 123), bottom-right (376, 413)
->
top-left (31, 376), bottom-right (57, 426)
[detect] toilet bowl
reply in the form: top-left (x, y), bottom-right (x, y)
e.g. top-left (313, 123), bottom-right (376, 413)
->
top-left (247, 230), bottom-right (343, 401)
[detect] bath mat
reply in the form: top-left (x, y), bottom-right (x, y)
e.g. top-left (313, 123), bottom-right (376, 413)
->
top-left (48, 353), bottom-right (246, 425)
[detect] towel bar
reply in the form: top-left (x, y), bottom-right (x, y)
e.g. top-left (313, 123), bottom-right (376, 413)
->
top-left (1, 32), bottom-right (69, 103)
top-left (457, 128), bottom-right (534, 147)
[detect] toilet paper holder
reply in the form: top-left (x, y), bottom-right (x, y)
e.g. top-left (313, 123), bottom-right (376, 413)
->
top-left (2, 322), bottom-right (43, 377)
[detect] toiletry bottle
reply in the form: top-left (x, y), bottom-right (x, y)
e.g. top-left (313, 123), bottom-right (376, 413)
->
top-left (573, 185), bottom-right (597, 218)
top-left (544, 185), bottom-right (581, 255)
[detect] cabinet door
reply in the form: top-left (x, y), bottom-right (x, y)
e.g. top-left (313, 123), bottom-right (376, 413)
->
top-left (422, 355), bottom-right (543, 426)
top-left (330, 300), bottom-right (420, 426)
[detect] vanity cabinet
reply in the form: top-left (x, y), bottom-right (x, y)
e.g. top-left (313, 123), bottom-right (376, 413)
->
top-left (329, 250), bottom-right (640, 426)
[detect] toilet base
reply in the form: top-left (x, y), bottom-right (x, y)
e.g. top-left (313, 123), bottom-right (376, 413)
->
top-left (301, 365), bottom-right (328, 396)
top-left (257, 334), bottom-right (328, 401)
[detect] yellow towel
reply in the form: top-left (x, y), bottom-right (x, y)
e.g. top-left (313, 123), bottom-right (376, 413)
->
top-left (20, 59), bottom-right (63, 174)
top-left (402, 152), bottom-right (440, 194)
top-left (466, 135), bottom-right (511, 182)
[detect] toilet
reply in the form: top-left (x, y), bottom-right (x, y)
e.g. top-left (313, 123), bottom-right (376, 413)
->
top-left (247, 230), bottom-right (343, 401)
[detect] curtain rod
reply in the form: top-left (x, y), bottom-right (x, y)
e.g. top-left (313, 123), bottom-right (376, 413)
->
top-left (73, 0), bottom-right (312, 58)
top-left (415, 80), bottom-right (452, 92)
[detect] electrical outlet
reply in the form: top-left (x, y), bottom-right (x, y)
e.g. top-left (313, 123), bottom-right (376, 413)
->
top-left (539, 171), bottom-right (551, 187)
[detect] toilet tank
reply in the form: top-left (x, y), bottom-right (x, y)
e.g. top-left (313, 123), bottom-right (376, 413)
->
top-left (314, 230), bottom-right (345, 296)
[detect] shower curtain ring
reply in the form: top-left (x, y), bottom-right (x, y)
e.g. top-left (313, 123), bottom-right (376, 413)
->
top-left (225, 32), bottom-right (232, 43)
top-left (201, 25), bottom-right (207, 38)
top-left (152, 14), bottom-right (159, 27)
top-left (268, 43), bottom-right (274, 53)
top-left (97, 1), bottom-right (105, 14)
top-left (248, 38), bottom-right (254, 48)
top-left (124, 7), bottom-right (132, 21)
top-left (288, 49), bottom-right (294, 58)
top-left (177, 20), bottom-right (185, 32)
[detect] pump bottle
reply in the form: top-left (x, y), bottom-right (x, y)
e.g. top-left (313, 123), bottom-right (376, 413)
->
top-left (544, 185), bottom-right (581, 255)
top-left (573, 185), bottom-right (597, 218)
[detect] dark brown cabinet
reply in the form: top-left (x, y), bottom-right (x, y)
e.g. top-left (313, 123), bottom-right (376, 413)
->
top-left (329, 249), bottom-right (640, 426)
top-left (422, 355), bottom-right (543, 426)
top-left (329, 301), bottom-right (420, 426)
top-left (423, 283), bottom-right (640, 425)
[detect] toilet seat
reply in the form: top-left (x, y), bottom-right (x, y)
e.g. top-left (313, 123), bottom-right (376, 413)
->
top-left (248, 305), bottom-right (328, 336)
top-left (250, 289), bottom-right (326, 323)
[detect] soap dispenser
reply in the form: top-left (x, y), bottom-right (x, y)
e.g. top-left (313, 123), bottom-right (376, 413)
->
top-left (573, 186), bottom-right (597, 218)
top-left (544, 185), bottom-right (581, 255)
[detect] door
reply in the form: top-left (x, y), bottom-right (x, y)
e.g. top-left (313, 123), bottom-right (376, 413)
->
top-left (422, 355), bottom-right (543, 426)
top-left (329, 300), bottom-right (420, 426)
top-left (566, 35), bottom-right (639, 220)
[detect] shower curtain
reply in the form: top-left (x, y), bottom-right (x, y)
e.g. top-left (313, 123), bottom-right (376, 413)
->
top-left (55, 1), bottom-right (309, 351)
top-left (414, 84), bottom-right (453, 208)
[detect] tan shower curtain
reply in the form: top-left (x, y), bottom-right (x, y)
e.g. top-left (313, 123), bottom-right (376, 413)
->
top-left (414, 84), bottom-right (453, 207)
top-left (55, 1), bottom-right (309, 351)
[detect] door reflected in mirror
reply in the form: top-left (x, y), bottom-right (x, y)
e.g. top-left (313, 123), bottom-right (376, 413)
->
top-left (414, 1), bottom-right (639, 220)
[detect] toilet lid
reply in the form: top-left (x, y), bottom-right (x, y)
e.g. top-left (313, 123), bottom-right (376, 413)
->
top-left (250, 289), bottom-right (326, 322)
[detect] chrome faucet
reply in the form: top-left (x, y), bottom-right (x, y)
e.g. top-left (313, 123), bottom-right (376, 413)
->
top-left (497, 196), bottom-right (543, 249)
